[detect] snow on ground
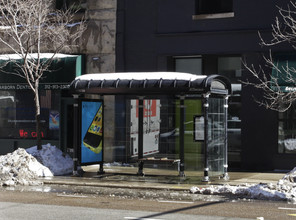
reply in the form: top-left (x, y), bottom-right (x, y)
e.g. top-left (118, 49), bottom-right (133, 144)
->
top-left (1, 143), bottom-right (296, 203)
top-left (0, 143), bottom-right (73, 186)
top-left (0, 148), bottom-right (52, 186)
top-left (26, 143), bottom-right (73, 176)
top-left (191, 170), bottom-right (296, 203)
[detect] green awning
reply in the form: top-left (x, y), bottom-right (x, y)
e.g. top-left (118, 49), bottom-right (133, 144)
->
top-left (0, 53), bottom-right (84, 90)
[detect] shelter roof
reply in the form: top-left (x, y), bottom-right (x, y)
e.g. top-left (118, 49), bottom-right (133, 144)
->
top-left (70, 72), bottom-right (231, 96)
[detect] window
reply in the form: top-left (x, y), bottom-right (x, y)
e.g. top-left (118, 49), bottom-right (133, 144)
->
top-left (196, 0), bottom-right (233, 15)
top-left (0, 90), bottom-right (61, 140)
top-left (278, 103), bottom-right (296, 154)
top-left (218, 56), bottom-right (242, 83)
top-left (174, 56), bottom-right (202, 75)
top-left (56, 0), bottom-right (86, 12)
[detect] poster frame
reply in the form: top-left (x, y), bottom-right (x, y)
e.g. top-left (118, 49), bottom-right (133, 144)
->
top-left (78, 99), bottom-right (104, 165)
top-left (193, 115), bottom-right (205, 142)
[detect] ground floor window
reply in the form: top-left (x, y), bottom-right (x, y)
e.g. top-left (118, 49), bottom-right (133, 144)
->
top-left (0, 89), bottom-right (61, 140)
top-left (174, 56), bottom-right (202, 75)
top-left (278, 102), bottom-right (296, 154)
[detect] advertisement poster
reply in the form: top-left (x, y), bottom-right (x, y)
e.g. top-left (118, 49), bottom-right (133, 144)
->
top-left (194, 115), bottom-right (204, 141)
top-left (49, 110), bottom-right (60, 130)
top-left (81, 100), bottom-right (103, 164)
top-left (130, 99), bottom-right (160, 157)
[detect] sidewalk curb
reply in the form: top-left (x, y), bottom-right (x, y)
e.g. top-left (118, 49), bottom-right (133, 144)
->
top-left (41, 177), bottom-right (279, 192)
top-left (40, 171), bottom-right (285, 194)
top-left (42, 178), bottom-right (193, 191)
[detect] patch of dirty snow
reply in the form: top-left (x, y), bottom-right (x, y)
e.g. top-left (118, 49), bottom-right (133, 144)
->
top-left (26, 143), bottom-right (73, 176)
top-left (0, 143), bottom-right (74, 187)
top-left (191, 169), bottom-right (296, 203)
top-left (104, 162), bottom-right (134, 167)
top-left (0, 148), bottom-right (52, 186)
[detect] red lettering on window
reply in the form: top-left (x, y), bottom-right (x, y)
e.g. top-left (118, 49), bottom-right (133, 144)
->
top-left (19, 129), bottom-right (44, 138)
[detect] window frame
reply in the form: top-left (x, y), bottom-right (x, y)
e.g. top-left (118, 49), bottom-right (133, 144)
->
top-left (193, 0), bottom-right (234, 20)
top-left (56, 0), bottom-right (86, 13)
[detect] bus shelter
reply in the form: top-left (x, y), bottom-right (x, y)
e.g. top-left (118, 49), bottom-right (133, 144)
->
top-left (69, 72), bottom-right (232, 181)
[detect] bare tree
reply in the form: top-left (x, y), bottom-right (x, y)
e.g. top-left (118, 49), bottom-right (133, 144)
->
top-left (244, 1), bottom-right (296, 112)
top-left (0, 0), bottom-right (85, 149)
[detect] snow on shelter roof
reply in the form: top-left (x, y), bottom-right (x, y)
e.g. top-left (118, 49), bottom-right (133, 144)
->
top-left (70, 72), bottom-right (232, 95)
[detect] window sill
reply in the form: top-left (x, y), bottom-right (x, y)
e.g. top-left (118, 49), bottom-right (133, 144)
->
top-left (192, 12), bottom-right (234, 20)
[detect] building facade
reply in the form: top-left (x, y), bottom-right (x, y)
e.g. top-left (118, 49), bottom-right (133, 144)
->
top-left (1, 0), bottom-right (296, 173)
top-left (0, 0), bottom-right (117, 155)
top-left (115, 0), bottom-right (296, 171)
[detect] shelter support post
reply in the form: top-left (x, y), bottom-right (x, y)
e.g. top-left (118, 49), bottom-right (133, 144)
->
top-left (137, 97), bottom-right (145, 176)
top-left (179, 96), bottom-right (186, 177)
top-left (72, 94), bottom-right (80, 176)
top-left (222, 95), bottom-right (230, 180)
top-left (98, 97), bottom-right (105, 175)
top-left (202, 93), bottom-right (210, 182)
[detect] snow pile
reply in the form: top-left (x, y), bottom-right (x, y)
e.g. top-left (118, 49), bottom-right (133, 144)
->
top-left (0, 143), bottom-right (74, 186)
top-left (0, 148), bottom-right (52, 186)
top-left (191, 169), bottom-right (296, 203)
top-left (190, 183), bottom-right (290, 201)
top-left (26, 143), bottom-right (73, 176)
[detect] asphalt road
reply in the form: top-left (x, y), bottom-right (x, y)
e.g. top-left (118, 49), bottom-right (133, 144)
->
top-left (1, 189), bottom-right (296, 220)
top-left (0, 201), bottom-right (250, 220)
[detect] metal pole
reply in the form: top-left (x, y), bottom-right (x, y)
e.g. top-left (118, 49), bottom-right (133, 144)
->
top-left (72, 94), bottom-right (79, 176)
top-left (202, 93), bottom-right (210, 182)
top-left (179, 96), bottom-right (185, 177)
top-left (223, 95), bottom-right (230, 180)
top-left (98, 99), bottom-right (105, 175)
top-left (137, 97), bottom-right (144, 176)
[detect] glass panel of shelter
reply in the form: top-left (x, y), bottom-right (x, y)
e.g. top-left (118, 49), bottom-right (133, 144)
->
top-left (207, 98), bottom-right (226, 176)
top-left (112, 96), bottom-right (189, 168)
top-left (107, 95), bottom-right (226, 177)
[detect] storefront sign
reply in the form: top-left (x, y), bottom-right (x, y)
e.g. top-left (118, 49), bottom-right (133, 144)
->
top-left (80, 100), bottom-right (103, 164)
top-left (0, 83), bottom-right (70, 90)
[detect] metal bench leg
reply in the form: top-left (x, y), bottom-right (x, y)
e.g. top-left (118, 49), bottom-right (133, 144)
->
top-left (137, 161), bottom-right (145, 176)
top-left (97, 162), bottom-right (105, 175)
top-left (178, 161), bottom-right (185, 177)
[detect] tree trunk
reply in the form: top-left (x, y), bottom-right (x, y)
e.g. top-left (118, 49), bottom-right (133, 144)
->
top-left (36, 113), bottom-right (42, 150)
top-left (35, 84), bottom-right (42, 150)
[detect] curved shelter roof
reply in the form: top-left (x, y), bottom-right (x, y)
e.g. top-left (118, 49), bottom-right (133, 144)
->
top-left (70, 72), bottom-right (231, 96)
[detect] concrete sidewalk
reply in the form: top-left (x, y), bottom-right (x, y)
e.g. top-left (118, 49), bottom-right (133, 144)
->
top-left (41, 165), bottom-right (286, 191)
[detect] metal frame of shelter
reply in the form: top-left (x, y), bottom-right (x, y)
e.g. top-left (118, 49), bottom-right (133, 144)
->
top-left (69, 72), bottom-right (232, 181)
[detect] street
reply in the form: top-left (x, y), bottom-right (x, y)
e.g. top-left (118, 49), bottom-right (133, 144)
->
top-left (1, 189), bottom-right (296, 219)
top-left (0, 201), bottom-right (247, 220)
